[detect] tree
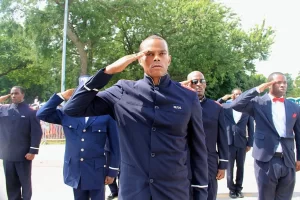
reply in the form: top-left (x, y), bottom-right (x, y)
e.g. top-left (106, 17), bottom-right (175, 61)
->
top-left (0, 0), bottom-right (275, 100)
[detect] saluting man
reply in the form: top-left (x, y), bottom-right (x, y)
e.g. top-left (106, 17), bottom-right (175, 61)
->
top-left (36, 83), bottom-right (120, 200)
top-left (183, 71), bottom-right (228, 200)
top-left (0, 86), bottom-right (43, 200)
top-left (64, 35), bottom-right (208, 200)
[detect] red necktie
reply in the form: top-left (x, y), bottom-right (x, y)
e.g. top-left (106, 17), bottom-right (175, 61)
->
top-left (273, 97), bottom-right (284, 103)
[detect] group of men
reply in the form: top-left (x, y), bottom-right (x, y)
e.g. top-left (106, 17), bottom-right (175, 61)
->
top-left (1, 35), bottom-right (300, 200)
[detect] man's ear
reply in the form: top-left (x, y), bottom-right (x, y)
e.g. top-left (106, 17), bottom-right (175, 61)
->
top-left (168, 55), bottom-right (172, 65)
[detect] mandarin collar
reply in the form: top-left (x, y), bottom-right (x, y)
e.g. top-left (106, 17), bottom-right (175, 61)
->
top-left (143, 73), bottom-right (170, 87)
top-left (199, 96), bottom-right (206, 103)
top-left (10, 101), bottom-right (25, 109)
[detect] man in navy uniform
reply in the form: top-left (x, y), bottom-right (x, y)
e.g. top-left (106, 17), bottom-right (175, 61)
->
top-left (218, 88), bottom-right (254, 198)
top-left (184, 71), bottom-right (228, 200)
top-left (228, 72), bottom-right (300, 200)
top-left (64, 35), bottom-right (208, 200)
top-left (0, 86), bottom-right (43, 200)
top-left (36, 86), bottom-right (120, 200)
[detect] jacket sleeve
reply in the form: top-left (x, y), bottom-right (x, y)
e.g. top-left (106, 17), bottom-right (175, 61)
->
top-left (64, 68), bottom-right (121, 118)
top-left (217, 107), bottom-right (229, 169)
top-left (29, 109), bottom-right (43, 154)
top-left (36, 94), bottom-right (64, 124)
top-left (189, 95), bottom-right (208, 200)
top-left (229, 88), bottom-right (258, 117)
top-left (294, 106), bottom-right (300, 161)
top-left (106, 116), bottom-right (120, 177)
top-left (246, 116), bottom-right (255, 147)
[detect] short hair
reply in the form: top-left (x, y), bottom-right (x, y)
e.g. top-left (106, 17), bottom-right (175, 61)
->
top-left (267, 72), bottom-right (285, 82)
top-left (139, 35), bottom-right (168, 51)
top-left (231, 88), bottom-right (242, 94)
top-left (12, 86), bottom-right (25, 94)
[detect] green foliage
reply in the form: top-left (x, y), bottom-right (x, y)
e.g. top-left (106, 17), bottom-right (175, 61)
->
top-left (0, 0), bottom-right (276, 101)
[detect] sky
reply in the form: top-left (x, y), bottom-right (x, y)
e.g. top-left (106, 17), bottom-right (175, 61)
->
top-left (218, 0), bottom-right (300, 78)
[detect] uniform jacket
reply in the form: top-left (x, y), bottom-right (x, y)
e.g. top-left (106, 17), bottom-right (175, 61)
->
top-left (36, 94), bottom-right (120, 190)
top-left (218, 99), bottom-right (254, 149)
top-left (201, 98), bottom-right (228, 171)
top-left (0, 102), bottom-right (42, 161)
top-left (229, 88), bottom-right (300, 168)
top-left (64, 69), bottom-right (209, 200)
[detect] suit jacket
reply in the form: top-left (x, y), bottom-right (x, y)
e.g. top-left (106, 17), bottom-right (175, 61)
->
top-left (64, 69), bottom-right (208, 200)
top-left (36, 94), bottom-right (120, 190)
top-left (218, 99), bottom-right (254, 149)
top-left (229, 88), bottom-right (300, 168)
top-left (201, 98), bottom-right (228, 171)
top-left (0, 102), bottom-right (42, 161)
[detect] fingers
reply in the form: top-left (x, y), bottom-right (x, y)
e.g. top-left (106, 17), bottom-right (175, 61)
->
top-left (216, 170), bottom-right (225, 180)
top-left (25, 153), bottom-right (35, 160)
top-left (296, 162), bottom-right (300, 172)
top-left (104, 176), bottom-right (114, 185)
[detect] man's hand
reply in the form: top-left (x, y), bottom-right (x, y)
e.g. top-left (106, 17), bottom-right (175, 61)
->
top-left (246, 146), bottom-right (251, 152)
top-left (257, 80), bottom-right (277, 93)
top-left (104, 176), bottom-right (115, 185)
top-left (105, 51), bottom-right (148, 75)
top-left (221, 94), bottom-right (232, 101)
top-left (0, 94), bottom-right (11, 103)
top-left (296, 161), bottom-right (300, 172)
top-left (25, 153), bottom-right (35, 161)
top-left (180, 80), bottom-right (195, 92)
top-left (216, 169), bottom-right (225, 180)
top-left (60, 89), bottom-right (75, 101)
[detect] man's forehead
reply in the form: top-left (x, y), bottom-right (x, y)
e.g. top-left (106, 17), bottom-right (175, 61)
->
top-left (11, 88), bottom-right (21, 93)
top-left (140, 38), bottom-right (168, 51)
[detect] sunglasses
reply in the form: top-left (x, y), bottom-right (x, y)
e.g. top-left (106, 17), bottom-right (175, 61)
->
top-left (191, 79), bottom-right (206, 85)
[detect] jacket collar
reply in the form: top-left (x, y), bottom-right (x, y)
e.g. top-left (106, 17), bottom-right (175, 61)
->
top-left (143, 73), bottom-right (170, 87)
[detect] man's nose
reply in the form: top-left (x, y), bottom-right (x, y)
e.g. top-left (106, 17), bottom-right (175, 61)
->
top-left (153, 54), bottom-right (160, 61)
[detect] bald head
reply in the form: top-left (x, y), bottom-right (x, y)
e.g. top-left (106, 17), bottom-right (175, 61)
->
top-left (187, 71), bottom-right (205, 80)
top-left (187, 71), bottom-right (206, 100)
top-left (139, 35), bottom-right (169, 52)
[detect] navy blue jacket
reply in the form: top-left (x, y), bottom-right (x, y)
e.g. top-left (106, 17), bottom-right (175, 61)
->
top-left (229, 88), bottom-right (300, 168)
top-left (36, 94), bottom-right (120, 190)
top-left (0, 102), bottom-right (42, 161)
top-left (201, 98), bottom-right (228, 170)
top-left (218, 99), bottom-right (254, 149)
top-left (64, 69), bottom-right (208, 200)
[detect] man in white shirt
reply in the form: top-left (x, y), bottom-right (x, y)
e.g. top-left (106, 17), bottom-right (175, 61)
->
top-left (228, 72), bottom-right (300, 200)
top-left (218, 88), bottom-right (254, 199)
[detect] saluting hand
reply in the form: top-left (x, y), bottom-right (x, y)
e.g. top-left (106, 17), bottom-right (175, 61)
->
top-left (60, 88), bottom-right (75, 101)
top-left (257, 80), bottom-right (277, 93)
top-left (104, 176), bottom-right (115, 185)
top-left (221, 94), bottom-right (233, 101)
top-left (180, 80), bottom-right (195, 92)
top-left (0, 94), bottom-right (11, 103)
top-left (25, 153), bottom-right (35, 160)
top-left (104, 51), bottom-right (148, 75)
top-left (246, 146), bottom-right (251, 152)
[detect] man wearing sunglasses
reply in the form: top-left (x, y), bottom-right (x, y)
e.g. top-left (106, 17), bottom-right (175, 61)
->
top-left (218, 89), bottom-right (254, 199)
top-left (184, 71), bottom-right (228, 200)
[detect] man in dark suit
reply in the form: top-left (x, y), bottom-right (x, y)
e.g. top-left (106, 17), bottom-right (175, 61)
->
top-left (184, 71), bottom-right (228, 200)
top-left (36, 88), bottom-right (120, 200)
top-left (228, 72), bottom-right (300, 200)
top-left (218, 88), bottom-right (254, 198)
top-left (64, 35), bottom-right (208, 200)
top-left (0, 86), bottom-right (43, 200)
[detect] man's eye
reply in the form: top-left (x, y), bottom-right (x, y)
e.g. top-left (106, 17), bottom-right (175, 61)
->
top-left (146, 53), bottom-right (153, 56)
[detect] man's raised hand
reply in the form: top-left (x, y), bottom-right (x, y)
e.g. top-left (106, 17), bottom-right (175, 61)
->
top-left (61, 89), bottom-right (75, 101)
top-left (0, 94), bottom-right (11, 103)
top-left (104, 51), bottom-right (147, 75)
top-left (257, 80), bottom-right (277, 93)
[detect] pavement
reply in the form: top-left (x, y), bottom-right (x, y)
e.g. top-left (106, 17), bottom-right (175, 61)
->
top-left (0, 145), bottom-right (300, 200)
